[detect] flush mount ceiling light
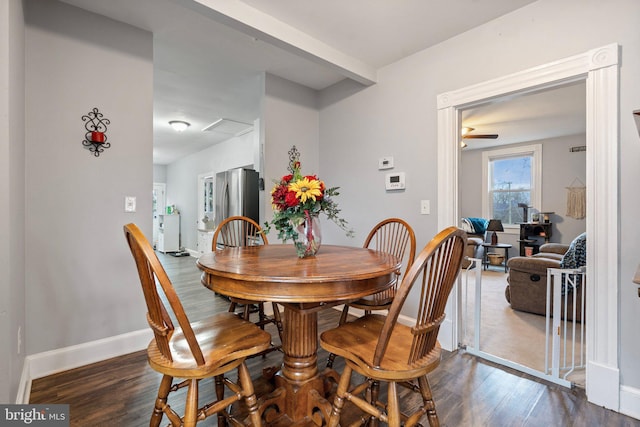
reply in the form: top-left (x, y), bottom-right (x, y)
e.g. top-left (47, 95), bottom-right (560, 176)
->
top-left (169, 120), bottom-right (190, 132)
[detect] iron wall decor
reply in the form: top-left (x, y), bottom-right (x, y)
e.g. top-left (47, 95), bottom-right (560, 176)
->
top-left (287, 145), bottom-right (300, 173)
top-left (82, 107), bottom-right (110, 157)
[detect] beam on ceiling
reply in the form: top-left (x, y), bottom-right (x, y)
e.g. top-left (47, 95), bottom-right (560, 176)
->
top-left (177, 0), bottom-right (377, 86)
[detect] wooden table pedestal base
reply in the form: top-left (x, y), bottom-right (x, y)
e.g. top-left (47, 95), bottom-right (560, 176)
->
top-left (258, 307), bottom-right (336, 426)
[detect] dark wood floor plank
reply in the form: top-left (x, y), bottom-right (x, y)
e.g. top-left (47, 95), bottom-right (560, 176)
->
top-left (30, 252), bottom-right (640, 426)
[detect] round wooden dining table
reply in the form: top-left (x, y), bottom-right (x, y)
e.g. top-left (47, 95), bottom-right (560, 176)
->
top-left (197, 244), bottom-right (401, 425)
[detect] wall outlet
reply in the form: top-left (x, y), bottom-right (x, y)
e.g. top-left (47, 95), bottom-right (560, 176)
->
top-left (125, 196), bottom-right (137, 212)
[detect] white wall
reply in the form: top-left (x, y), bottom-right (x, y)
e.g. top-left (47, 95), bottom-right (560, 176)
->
top-left (24, 0), bottom-right (153, 354)
top-left (0, 0), bottom-right (26, 403)
top-left (262, 74), bottom-right (323, 241)
top-left (318, 0), bottom-right (640, 402)
top-left (153, 164), bottom-right (167, 183)
top-left (165, 131), bottom-right (256, 251)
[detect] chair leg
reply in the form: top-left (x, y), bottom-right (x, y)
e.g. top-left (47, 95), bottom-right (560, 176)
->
top-left (228, 301), bottom-right (237, 314)
top-left (326, 353), bottom-right (337, 369)
top-left (326, 305), bottom-right (351, 369)
top-left (150, 374), bottom-right (173, 427)
top-left (215, 375), bottom-right (227, 427)
top-left (242, 303), bottom-right (251, 320)
top-left (328, 365), bottom-right (353, 427)
top-left (418, 375), bottom-right (439, 427)
top-left (183, 379), bottom-right (199, 427)
top-left (386, 381), bottom-right (400, 427)
top-left (237, 362), bottom-right (262, 427)
top-left (271, 302), bottom-right (284, 343)
top-left (257, 303), bottom-right (267, 330)
top-left (369, 380), bottom-right (381, 427)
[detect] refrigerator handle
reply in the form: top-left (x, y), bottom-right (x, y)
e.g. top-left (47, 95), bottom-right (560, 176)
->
top-left (223, 182), bottom-right (229, 220)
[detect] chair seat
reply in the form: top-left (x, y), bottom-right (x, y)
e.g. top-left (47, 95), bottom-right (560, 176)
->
top-left (212, 216), bottom-right (284, 355)
top-left (321, 314), bottom-right (441, 381)
top-left (148, 312), bottom-right (271, 378)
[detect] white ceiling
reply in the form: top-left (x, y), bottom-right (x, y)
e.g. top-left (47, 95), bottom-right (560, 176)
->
top-left (60, 0), bottom-right (571, 164)
top-left (461, 81), bottom-right (586, 150)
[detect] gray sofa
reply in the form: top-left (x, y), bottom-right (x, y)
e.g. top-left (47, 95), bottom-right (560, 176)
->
top-left (460, 217), bottom-right (488, 269)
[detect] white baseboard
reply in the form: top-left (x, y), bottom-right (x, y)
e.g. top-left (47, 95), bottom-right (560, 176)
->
top-left (15, 360), bottom-right (31, 404)
top-left (185, 248), bottom-right (200, 257)
top-left (587, 360), bottom-right (620, 410)
top-left (18, 328), bottom-right (152, 403)
top-left (438, 317), bottom-right (454, 351)
top-left (620, 385), bottom-right (640, 420)
top-left (329, 306), bottom-right (416, 326)
top-left (330, 304), bottom-right (387, 320)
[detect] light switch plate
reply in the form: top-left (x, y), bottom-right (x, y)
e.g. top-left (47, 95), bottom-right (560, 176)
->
top-left (125, 196), bottom-right (137, 212)
top-left (420, 200), bottom-right (430, 215)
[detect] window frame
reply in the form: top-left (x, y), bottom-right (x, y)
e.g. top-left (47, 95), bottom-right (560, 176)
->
top-left (481, 143), bottom-right (542, 229)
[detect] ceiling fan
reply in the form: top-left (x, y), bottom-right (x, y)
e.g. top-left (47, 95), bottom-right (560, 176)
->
top-left (461, 127), bottom-right (499, 139)
top-left (460, 126), bottom-right (498, 149)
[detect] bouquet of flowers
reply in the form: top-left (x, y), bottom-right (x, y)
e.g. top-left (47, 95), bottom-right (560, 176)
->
top-left (265, 148), bottom-right (353, 257)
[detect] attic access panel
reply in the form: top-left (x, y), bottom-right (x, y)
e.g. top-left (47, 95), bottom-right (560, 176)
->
top-left (202, 118), bottom-right (253, 136)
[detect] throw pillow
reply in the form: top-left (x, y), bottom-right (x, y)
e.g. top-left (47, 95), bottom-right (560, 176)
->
top-left (463, 217), bottom-right (489, 234)
top-left (560, 232), bottom-right (587, 269)
top-left (460, 218), bottom-right (474, 233)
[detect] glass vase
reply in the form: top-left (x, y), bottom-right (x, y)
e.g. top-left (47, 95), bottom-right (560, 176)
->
top-left (294, 212), bottom-right (322, 258)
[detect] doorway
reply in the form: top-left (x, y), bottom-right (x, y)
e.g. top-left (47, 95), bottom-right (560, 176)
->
top-left (437, 43), bottom-right (620, 408)
top-left (456, 82), bottom-right (587, 386)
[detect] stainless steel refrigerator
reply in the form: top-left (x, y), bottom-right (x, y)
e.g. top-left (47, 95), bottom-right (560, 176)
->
top-left (214, 168), bottom-right (259, 228)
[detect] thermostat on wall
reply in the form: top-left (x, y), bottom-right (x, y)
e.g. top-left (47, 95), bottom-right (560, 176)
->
top-left (378, 156), bottom-right (394, 170)
top-left (385, 172), bottom-right (406, 190)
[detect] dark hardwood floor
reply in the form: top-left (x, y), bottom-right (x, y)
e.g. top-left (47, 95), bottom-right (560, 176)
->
top-left (30, 252), bottom-right (639, 426)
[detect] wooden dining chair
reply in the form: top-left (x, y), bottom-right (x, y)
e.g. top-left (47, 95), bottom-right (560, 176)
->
top-left (212, 216), bottom-right (284, 351)
top-left (320, 226), bottom-right (466, 427)
top-left (326, 218), bottom-right (416, 369)
top-left (123, 223), bottom-right (271, 427)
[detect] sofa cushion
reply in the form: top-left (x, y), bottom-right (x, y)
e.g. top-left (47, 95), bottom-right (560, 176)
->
top-left (467, 236), bottom-right (483, 246)
top-left (507, 256), bottom-right (561, 276)
top-left (532, 252), bottom-right (564, 262)
top-left (539, 243), bottom-right (570, 255)
top-left (462, 236), bottom-right (485, 269)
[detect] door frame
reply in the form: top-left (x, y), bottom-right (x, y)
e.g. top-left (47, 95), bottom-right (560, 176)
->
top-left (437, 44), bottom-right (619, 409)
top-left (197, 171), bottom-right (215, 229)
top-left (152, 182), bottom-right (166, 246)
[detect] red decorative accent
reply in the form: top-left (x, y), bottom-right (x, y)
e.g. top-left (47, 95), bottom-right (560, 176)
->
top-left (82, 107), bottom-right (110, 157)
top-left (91, 131), bottom-right (105, 143)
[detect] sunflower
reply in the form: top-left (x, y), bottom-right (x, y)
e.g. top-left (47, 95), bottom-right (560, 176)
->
top-left (289, 177), bottom-right (323, 204)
